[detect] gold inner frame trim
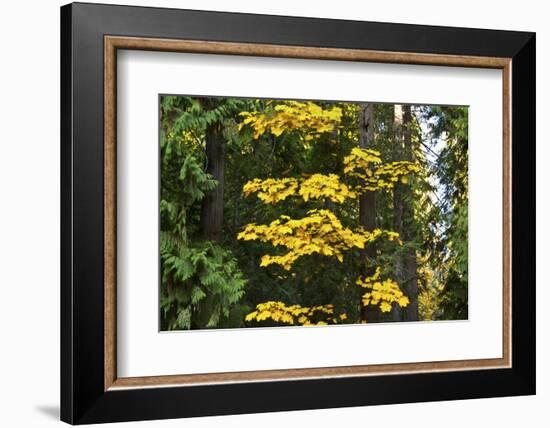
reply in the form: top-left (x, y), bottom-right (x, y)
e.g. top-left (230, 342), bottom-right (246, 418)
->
top-left (104, 35), bottom-right (512, 391)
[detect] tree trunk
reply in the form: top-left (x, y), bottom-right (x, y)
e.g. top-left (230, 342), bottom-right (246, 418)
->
top-left (392, 105), bottom-right (418, 322)
top-left (358, 104), bottom-right (379, 323)
top-left (201, 121), bottom-right (225, 242)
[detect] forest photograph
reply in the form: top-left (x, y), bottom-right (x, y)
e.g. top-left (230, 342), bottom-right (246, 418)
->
top-left (159, 95), bottom-right (468, 331)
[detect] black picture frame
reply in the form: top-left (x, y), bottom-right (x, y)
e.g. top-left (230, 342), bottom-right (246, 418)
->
top-left (61, 2), bottom-right (535, 424)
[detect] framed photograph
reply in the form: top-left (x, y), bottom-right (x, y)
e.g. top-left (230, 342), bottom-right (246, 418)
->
top-left (60, 2), bottom-right (535, 424)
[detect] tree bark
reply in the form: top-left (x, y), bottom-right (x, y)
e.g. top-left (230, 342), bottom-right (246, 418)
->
top-left (358, 104), bottom-right (379, 323)
top-left (201, 121), bottom-right (225, 242)
top-left (392, 105), bottom-right (418, 322)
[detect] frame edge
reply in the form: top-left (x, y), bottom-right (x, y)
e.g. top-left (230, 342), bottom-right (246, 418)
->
top-left (60, 2), bottom-right (74, 425)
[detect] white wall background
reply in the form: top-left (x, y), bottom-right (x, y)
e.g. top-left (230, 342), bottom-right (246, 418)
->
top-left (0, 0), bottom-right (545, 426)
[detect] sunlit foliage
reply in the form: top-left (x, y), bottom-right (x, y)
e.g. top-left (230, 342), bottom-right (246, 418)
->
top-left (299, 174), bottom-right (357, 203)
top-left (245, 301), bottom-right (347, 326)
top-left (357, 267), bottom-right (410, 313)
top-left (242, 177), bottom-right (300, 204)
top-left (344, 147), bottom-right (421, 191)
top-left (239, 101), bottom-right (342, 140)
top-left (236, 102), bottom-right (415, 323)
top-left (238, 209), bottom-right (400, 270)
top-left (243, 174), bottom-right (356, 205)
